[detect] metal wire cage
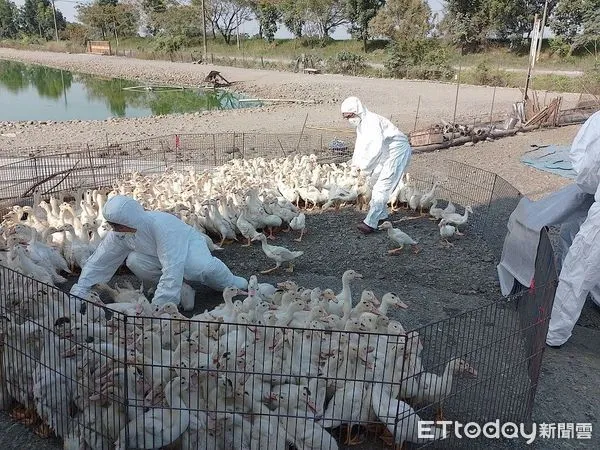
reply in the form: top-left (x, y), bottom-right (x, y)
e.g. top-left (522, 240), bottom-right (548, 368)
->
top-left (0, 228), bottom-right (557, 449)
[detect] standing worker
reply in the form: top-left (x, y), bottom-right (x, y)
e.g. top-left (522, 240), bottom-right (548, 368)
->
top-left (70, 195), bottom-right (248, 308)
top-left (547, 110), bottom-right (600, 347)
top-left (341, 96), bottom-right (412, 234)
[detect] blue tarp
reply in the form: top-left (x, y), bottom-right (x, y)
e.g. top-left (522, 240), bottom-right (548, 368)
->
top-left (521, 145), bottom-right (577, 179)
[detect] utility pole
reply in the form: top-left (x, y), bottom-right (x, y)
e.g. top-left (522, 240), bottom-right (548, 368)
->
top-left (524, 14), bottom-right (542, 102)
top-left (201, 0), bottom-right (208, 61)
top-left (50, 0), bottom-right (59, 42)
top-left (536, 0), bottom-right (549, 62)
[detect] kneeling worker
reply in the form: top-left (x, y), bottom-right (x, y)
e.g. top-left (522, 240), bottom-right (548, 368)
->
top-left (70, 195), bottom-right (247, 307)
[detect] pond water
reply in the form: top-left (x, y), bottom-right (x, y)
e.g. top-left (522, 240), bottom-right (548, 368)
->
top-left (0, 60), bottom-right (259, 122)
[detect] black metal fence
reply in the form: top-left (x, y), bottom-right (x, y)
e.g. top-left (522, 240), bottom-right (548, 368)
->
top-left (402, 158), bottom-right (521, 257)
top-left (0, 227), bottom-right (557, 449)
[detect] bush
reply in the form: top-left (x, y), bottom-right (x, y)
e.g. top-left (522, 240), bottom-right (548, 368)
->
top-left (325, 51), bottom-right (367, 75)
top-left (548, 38), bottom-right (571, 58)
top-left (153, 35), bottom-right (188, 60)
top-left (583, 69), bottom-right (600, 95)
top-left (471, 60), bottom-right (509, 86)
top-left (384, 40), bottom-right (454, 81)
top-left (300, 36), bottom-right (333, 48)
top-left (61, 23), bottom-right (90, 46)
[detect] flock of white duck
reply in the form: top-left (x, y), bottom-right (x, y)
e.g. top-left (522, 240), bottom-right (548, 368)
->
top-left (0, 154), bottom-right (473, 280)
top-left (0, 154), bottom-right (477, 449)
top-left (0, 271), bottom-right (477, 450)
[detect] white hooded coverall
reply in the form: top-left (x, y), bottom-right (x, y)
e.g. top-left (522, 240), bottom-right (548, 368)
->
top-left (547, 110), bottom-right (600, 346)
top-left (341, 96), bottom-right (412, 229)
top-left (70, 195), bottom-right (248, 306)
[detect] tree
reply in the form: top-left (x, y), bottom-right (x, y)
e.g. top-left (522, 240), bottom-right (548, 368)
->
top-left (346, 0), bottom-right (384, 52)
top-left (369, 0), bottom-right (431, 42)
top-left (439, 0), bottom-right (493, 52)
top-left (574, 8), bottom-right (600, 60)
top-left (20, 0), bottom-right (66, 39)
top-left (280, 0), bottom-right (305, 37)
top-left (152, 5), bottom-right (205, 39)
top-left (206, 0), bottom-right (253, 44)
top-left (305, 0), bottom-right (347, 37)
top-left (251, 1), bottom-right (281, 42)
top-left (77, 1), bottom-right (139, 40)
top-left (550, 0), bottom-right (583, 43)
top-left (0, 0), bottom-right (18, 38)
top-left (62, 22), bottom-right (90, 44)
top-left (490, 0), bottom-right (556, 47)
top-left (142, 0), bottom-right (168, 35)
top-left (550, 0), bottom-right (600, 50)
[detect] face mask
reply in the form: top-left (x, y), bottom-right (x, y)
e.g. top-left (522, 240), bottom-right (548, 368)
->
top-left (348, 117), bottom-right (361, 127)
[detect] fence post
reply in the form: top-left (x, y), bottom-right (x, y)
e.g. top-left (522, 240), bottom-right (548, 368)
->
top-left (122, 314), bottom-right (130, 449)
top-left (241, 133), bottom-right (245, 159)
top-left (87, 145), bottom-right (97, 189)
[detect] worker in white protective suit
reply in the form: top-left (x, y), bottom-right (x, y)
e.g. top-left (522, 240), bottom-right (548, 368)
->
top-left (70, 195), bottom-right (248, 307)
top-left (341, 96), bottom-right (412, 234)
top-left (547, 110), bottom-right (600, 347)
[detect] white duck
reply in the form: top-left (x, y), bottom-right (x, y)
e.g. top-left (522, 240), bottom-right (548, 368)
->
top-left (443, 201), bottom-right (456, 215)
top-left (439, 219), bottom-right (459, 247)
top-left (289, 212), bottom-right (306, 242)
top-left (12, 244), bottom-right (64, 285)
top-left (428, 199), bottom-right (445, 221)
top-left (418, 181), bottom-right (438, 214)
top-left (58, 223), bottom-right (94, 271)
top-left (441, 205), bottom-right (473, 229)
top-left (378, 221), bottom-right (420, 254)
top-left (415, 357), bottom-right (477, 421)
top-left (93, 281), bottom-right (147, 304)
top-left (378, 292), bottom-right (409, 315)
top-left (251, 233), bottom-right (304, 273)
top-left (211, 287), bottom-right (247, 323)
top-left (115, 376), bottom-right (191, 450)
top-left (329, 269), bottom-right (363, 319)
top-left (372, 382), bottom-right (447, 447)
top-left (236, 209), bottom-right (260, 246)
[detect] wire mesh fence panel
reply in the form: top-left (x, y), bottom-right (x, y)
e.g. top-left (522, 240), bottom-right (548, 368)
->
top-left (405, 160), bottom-right (517, 240)
top-left (483, 175), bottom-right (523, 259)
top-left (0, 153), bottom-right (122, 202)
top-left (0, 228), bottom-right (557, 450)
top-left (0, 268), bottom-right (130, 448)
top-left (2, 142), bottom-right (92, 158)
top-left (0, 156), bottom-right (41, 200)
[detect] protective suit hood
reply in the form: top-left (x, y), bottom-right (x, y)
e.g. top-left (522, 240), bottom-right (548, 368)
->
top-left (341, 96), bottom-right (367, 117)
top-left (103, 195), bottom-right (147, 229)
top-left (571, 110), bottom-right (600, 194)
